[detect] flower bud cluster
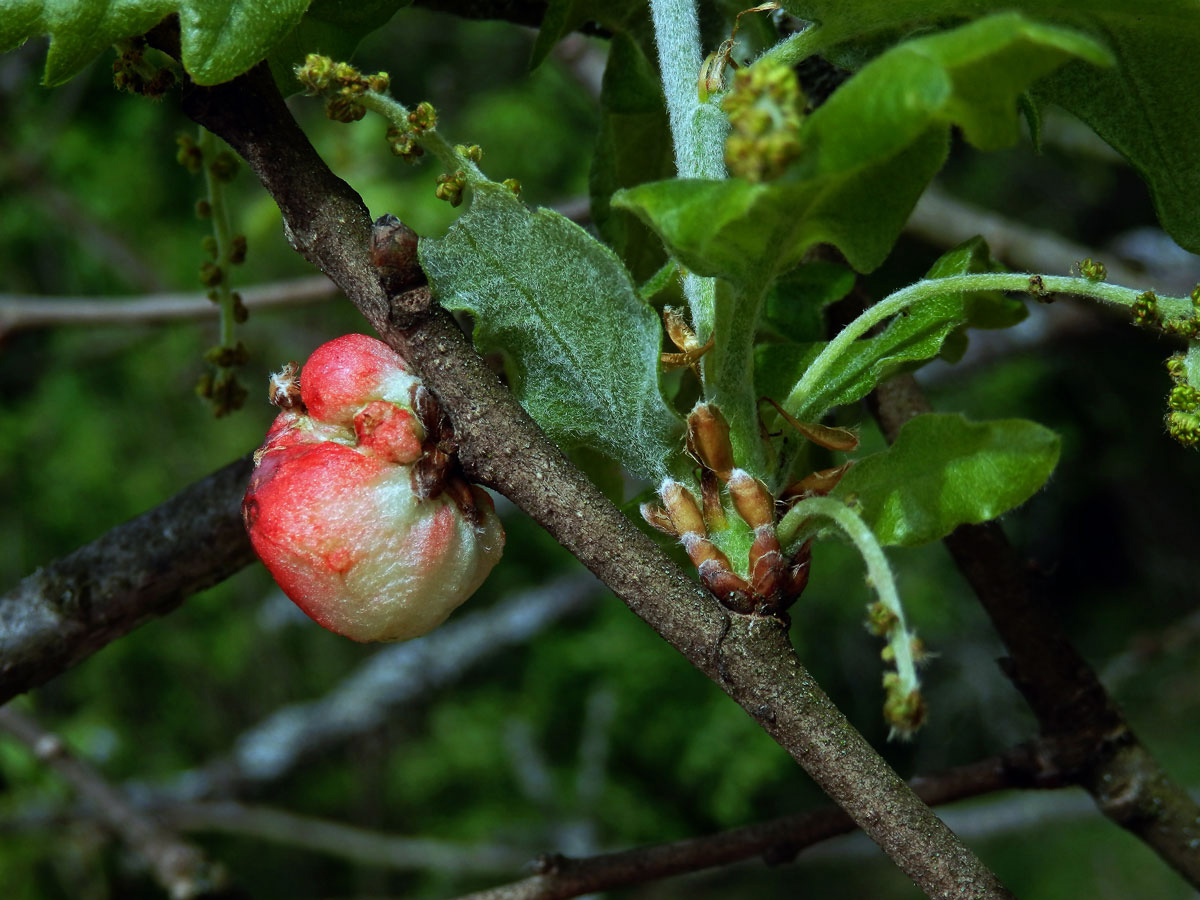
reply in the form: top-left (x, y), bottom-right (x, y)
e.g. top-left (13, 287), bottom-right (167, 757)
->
top-left (722, 60), bottom-right (806, 182)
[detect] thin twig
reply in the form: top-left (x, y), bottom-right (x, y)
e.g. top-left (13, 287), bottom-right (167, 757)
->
top-left (0, 275), bottom-right (339, 336)
top-left (159, 801), bottom-right (530, 873)
top-left (0, 707), bottom-right (239, 899)
top-left (154, 28), bottom-right (1011, 897)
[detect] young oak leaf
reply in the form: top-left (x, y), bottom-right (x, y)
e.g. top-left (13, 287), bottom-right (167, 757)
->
top-left (420, 181), bottom-right (683, 482)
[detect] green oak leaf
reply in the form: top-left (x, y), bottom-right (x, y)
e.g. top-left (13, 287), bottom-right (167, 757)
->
top-left (615, 13), bottom-right (1106, 280)
top-left (779, 1), bottom-right (1200, 252)
top-left (1, 0), bottom-right (311, 86)
top-left (420, 182), bottom-right (683, 482)
top-left (831, 413), bottom-right (1061, 546)
top-left (591, 30), bottom-right (674, 282)
top-left (763, 260), bottom-right (856, 342)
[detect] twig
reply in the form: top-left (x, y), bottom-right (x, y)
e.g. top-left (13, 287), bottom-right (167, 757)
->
top-left (0, 707), bottom-right (239, 899)
top-left (869, 373), bottom-right (1200, 886)
top-left (0, 275), bottom-right (339, 336)
top-left (156, 31), bottom-right (1011, 898)
top-left (0, 456), bottom-right (254, 705)
top-left (159, 801), bottom-right (529, 873)
top-left (443, 739), bottom-right (1072, 900)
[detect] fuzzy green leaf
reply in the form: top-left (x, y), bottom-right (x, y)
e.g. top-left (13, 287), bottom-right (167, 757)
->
top-left (780, 1), bottom-right (1200, 252)
top-left (615, 13), bottom-right (1105, 281)
top-left (420, 182), bottom-right (683, 481)
top-left (1, 0), bottom-right (311, 85)
top-left (832, 413), bottom-right (1060, 546)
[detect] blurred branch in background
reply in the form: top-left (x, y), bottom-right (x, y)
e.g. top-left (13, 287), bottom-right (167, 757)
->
top-left (0, 706), bottom-right (240, 900)
top-left (146, 574), bottom-right (601, 800)
top-left (0, 275), bottom-right (340, 337)
top-left (159, 802), bottom-right (531, 874)
top-left (0, 733), bottom-right (1106, 898)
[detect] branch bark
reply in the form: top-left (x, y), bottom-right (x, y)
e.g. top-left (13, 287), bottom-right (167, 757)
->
top-left (159, 42), bottom-right (1012, 898)
top-left (871, 374), bottom-right (1200, 887)
top-left (0, 456), bottom-right (254, 706)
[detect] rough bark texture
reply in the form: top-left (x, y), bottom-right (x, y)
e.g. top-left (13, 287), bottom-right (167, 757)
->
top-left (0, 456), bottom-right (254, 705)
top-left (158, 50), bottom-right (1013, 899)
top-left (871, 374), bottom-right (1200, 886)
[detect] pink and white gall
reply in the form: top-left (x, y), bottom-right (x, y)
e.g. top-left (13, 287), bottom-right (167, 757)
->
top-left (243, 334), bottom-right (504, 642)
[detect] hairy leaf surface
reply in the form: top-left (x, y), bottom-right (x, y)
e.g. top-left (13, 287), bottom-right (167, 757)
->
top-left (1, 0), bottom-right (311, 85)
top-left (420, 182), bottom-right (683, 481)
top-left (831, 413), bottom-right (1061, 546)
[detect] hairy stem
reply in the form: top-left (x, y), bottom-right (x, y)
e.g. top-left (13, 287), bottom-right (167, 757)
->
top-left (649, 0), bottom-right (726, 342)
top-left (356, 90), bottom-right (482, 178)
top-left (199, 127), bottom-right (237, 350)
top-left (778, 495), bottom-right (920, 726)
top-left (789, 272), bottom-right (1192, 418)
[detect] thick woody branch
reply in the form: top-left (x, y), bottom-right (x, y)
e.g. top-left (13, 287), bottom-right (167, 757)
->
top-left (0, 707), bottom-right (240, 899)
top-left (870, 374), bottom-right (1200, 886)
top-left (164, 49), bottom-right (1011, 899)
top-left (0, 456), bottom-right (254, 705)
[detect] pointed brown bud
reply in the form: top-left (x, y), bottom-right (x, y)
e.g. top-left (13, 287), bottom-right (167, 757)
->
top-left (781, 462), bottom-right (854, 502)
top-left (687, 403), bottom-right (734, 481)
top-left (680, 532), bottom-right (728, 569)
top-left (698, 559), bottom-right (754, 613)
top-left (761, 397), bottom-right (858, 451)
top-left (728, 468), bottom-right (774, 529)
top-left (660, 480), bottom-right (705, 536)
top-left (663, 306), bottom-right (700, 352)
top-left (783, 538), bottom-right (813, 601)
top-left (370, 214), bottom-right (423, 295)
top-left (748, 524), bottom-right (784, 601)
top-left (640, 503), bottom-right (678, 537)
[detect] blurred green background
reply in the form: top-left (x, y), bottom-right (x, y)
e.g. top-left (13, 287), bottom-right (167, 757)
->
top-left (1, 6), bottom-right (1198, 900)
